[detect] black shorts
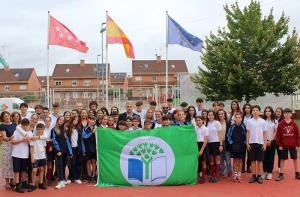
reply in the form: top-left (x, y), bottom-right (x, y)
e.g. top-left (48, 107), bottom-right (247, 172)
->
top-left (248, 143), bottom-right (264, 161)
top-left (231, 152), bottom-right (245, 159)
top-left (13, 157), bottom-right (28, 172)
top-left (197, 142), bottom-right (210, 161)
top-left (33, 159), bottom-right (46, 168)
top-left (208, 142), bottom-right (220, 156)
top-left (86, 152), bottom-right (97, 160)
top-left (278, 148), bottom-right (298, 160)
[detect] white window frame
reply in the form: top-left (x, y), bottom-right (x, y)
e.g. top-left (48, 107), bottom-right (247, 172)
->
top-left (162, 88), bottom-right (166, 93)
top-left (5, 85), bottom-right (9, 91)
top-left (20, 85), bottom-right (27, 90)
top-left (72, 81), bottom-right (77, 86)
top-left (135, 76), bottom-right (142, 81)
top-left (152, 76), bottom-right (157, 82)
top-left (54, 93), bottom-right (60, 98)
top-left (41, 88), bottom-right (46, 91)
top-left (137, 88), bottom-right (142, 95)
top-left (83, 92), bottom-right (90, 98)
top-left (55, 81), bottom-right (62, 85)
top-left (84, 80), bottom-right (90, 86)
top-left (73, 92), bottom-right (79, 98)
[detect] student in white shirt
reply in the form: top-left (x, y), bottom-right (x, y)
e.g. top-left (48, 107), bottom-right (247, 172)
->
top-left (29, 123), bottom-right (47, 192)
top-left (261, 106), bottom-right (278, 180)
top-left (20, 103), bottom-right (32, 120)
top-left (195, 116), bottom-right (209, 184)
top-left (246, 105), bottom-right (267, 184)
top-left (206, 109), bottom-right (223, 183)
top-left (195, 97), bottom-right (205, 116)
top-left (133, 101), bottom-right (146, 121)
top-left (11, 118), bottom-right (32, 193)
top-left (167, 98), bottom-right (176, 114)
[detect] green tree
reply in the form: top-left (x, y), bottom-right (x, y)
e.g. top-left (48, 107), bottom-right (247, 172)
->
top-left (129, 142), bottom-right (164, 179)
top-left (20, 94), bottom-right (37, 103)
top-left (191, 1), bottom-right (300, 102)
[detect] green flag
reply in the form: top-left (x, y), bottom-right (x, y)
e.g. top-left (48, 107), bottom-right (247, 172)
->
top-left (96, 125), bottom-right (198, 187)
top-left (0, 53), bottom-right (8, 67)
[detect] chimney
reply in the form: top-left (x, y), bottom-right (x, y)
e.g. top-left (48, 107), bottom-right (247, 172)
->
top-left (80, 60), bottom-right (85, 67)
top-left (4, 65), bottom-right (9, 71)
top-left (156, 55), bottom-right (161, 63)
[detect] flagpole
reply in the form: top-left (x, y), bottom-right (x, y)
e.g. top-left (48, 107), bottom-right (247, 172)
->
top-left (166, 11), bottom-right (169, 101)
top-left (47, 11), bottom-right (50, 108)
top-left (105, 11), bottom-right (109, 109)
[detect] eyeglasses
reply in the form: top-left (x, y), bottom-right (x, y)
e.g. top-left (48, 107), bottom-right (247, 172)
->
top-left (162, 107), bottom-right (168, 109)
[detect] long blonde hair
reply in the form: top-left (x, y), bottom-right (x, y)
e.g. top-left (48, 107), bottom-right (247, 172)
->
top-left (54, 116), bottom-right (65, 136)
top-left (145, 108), bottom-right (154, 121)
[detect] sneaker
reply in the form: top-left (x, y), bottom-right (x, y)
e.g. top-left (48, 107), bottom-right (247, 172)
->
top-left (241, 168), bottom-right (245, 173)
top-left (55, 181), bottom-right (65, 189)
top-left (209, 177), bottom-right (214, 183)
top-left (66, 179), bottom-right (71, 184)
top-left (93, 176), bottom-right (97, 183)
top-left (27, 185), bottom-right (36, 192)
top-left (213, 177), bottom-right (218, 183)
top-left (247, 167), bottom-right (252, 173)
top-left (15, 185), bottom-right (24, 193)
top-left (237, 176), bottom-right (242, 183)
top-left (276, 175), bottom-right (284, 181)
top-left (47, 181), bottom-right (52, 186)
top-left (261, 172), bottom-right (268, 179)
top-left (63, 180), bottom-right (68, 185)
top-left (199, 178), bottom-right (205, 184)
top-left (75, 180), bottom-right (82, 184)
top-left (87, 176), bottom-right (92, 183)
top-left (295, 174), bottom-right (300, 180)
top-left (266, 173), bottom-right (272, 180)
top-left (257, 176), bottom-right (263, 184)
top-left (249, 177), bottom-right (257, 183)
top-left (22, 183), bottom-right (32, 189)
top-left (38, 183), bottom-right (47, 190)
top-left (232, 175), bottom-right (238, 182)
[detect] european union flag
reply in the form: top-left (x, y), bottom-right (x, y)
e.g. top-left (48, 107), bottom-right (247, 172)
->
top-left (168, 16), bottom-right (203, 52)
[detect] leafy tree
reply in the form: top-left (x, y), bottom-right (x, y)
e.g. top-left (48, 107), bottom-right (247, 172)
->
top-left (129, 142), bottom-right (164, 179)
top-left (191, 1), bottom-right (300, 102)
top-left (20, 94), bottom-right (37, 103)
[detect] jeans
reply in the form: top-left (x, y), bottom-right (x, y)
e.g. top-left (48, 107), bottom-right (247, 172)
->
top-left (220, 140), bottom-right (232, 175)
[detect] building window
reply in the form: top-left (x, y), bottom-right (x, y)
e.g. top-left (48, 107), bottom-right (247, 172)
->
top-left (5, 85), bottom-right (9, 91)
top-left (20, 85), bottom-right (26, 90)
top-left (41, 80), bottom-right (44, 83)
top-left (171, 64), bottom-right (175, 68)
top-left (54, 93), bottom-right (60, 98)
top-left (41, 88), bottom-right (45, 91)
top-left (73, 92), bottom-right (79, 98)
top-left (66, 69), bottom-right (70, 72)
top-left (137, 88), bottom-right (141, 94)
top-left (83, 92), bottom-right (90, 98)
top-left (15, 73), bottom-right (19, 77)
top-left (152, 76), bottom-right (157, 82)
top-left (84, 80), bottom-right (90, 86)
top-left (164, 76), bottom-right (168, 81)
top-left (72, 81), bottom-right (77, 86)
top-left (55, 81), bottom-right (62, 85)
top-left (162, 88), bottom-right (166, 93)
top-left (100, 80), bottom-right (106, 85)
top-left (135, 76), bottom-right (142, 81)
top-left (144, 64), bottom-right (148, 68)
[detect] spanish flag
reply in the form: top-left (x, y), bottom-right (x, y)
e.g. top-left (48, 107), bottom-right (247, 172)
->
top-left (107, 15), bottom-right (135, 59)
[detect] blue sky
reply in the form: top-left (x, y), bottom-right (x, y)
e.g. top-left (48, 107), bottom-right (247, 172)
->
top-left (0, 0), bottom-right (298, 77)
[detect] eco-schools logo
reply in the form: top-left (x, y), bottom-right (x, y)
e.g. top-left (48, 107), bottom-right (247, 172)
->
top-left (120, 137), bottom-right (175, 185)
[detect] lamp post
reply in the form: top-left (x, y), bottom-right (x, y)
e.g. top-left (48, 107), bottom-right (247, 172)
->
top-left (96, 54), bottom-right (101, 105)
top-left (100, 23), bottom-right (106, 105)
top-left (139, 65), bottom-right (142, 101)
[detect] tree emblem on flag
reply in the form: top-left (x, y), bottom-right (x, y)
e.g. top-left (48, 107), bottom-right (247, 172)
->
top-left (129, 142), bottom-right (164, 180)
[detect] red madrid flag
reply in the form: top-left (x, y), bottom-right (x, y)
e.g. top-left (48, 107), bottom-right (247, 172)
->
top-left (49, 15), bottom-right (89, 53)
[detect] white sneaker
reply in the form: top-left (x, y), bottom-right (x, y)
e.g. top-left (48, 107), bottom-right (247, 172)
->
top-left (55, 181), bottom-right (65, 189)
top-left (63, 180), bottom-right (68, 185)
top-left (266, 173), bottom-right (272, 180)
top-left (66, 180), bottom-right (71, 184)
top-left (261, 172), bottom-right (268, 179)
top-left (75, 180), bottom-right (82, 184)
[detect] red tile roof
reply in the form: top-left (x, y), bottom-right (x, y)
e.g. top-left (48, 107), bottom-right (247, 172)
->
top-left (0, 68), bottom-right (34, 83)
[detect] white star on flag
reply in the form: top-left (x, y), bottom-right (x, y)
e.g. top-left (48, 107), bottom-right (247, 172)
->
top-left (59, 33), bottom-right (64, 38)
top-left (64, 29), bottom-right (68, 33)
top-left (67, 35), bottom-right (73, 40)
top-left (55, 26), bottom-right (60, 31)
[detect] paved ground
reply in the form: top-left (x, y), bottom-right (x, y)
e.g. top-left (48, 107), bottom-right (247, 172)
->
top-left (1, 154), bottom-right (300, 197)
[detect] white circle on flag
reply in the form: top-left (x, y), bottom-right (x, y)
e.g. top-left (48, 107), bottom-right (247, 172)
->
top-left (120, 137), bottom-right (175, 185)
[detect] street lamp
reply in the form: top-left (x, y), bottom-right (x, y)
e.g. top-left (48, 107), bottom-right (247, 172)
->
top-left (100, 23), bottom-right (106, 104)
top-left (96, 54), bottom-right (101, 105)
top-left (139, 65), bottom-right (142, 101)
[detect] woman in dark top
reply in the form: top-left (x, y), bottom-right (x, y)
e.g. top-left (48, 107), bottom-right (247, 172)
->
top-left (0, 111), bottom-right (17, 189)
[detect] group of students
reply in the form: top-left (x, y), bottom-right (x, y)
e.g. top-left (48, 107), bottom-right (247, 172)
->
top-left (0, 98), bottom-right (299, 193)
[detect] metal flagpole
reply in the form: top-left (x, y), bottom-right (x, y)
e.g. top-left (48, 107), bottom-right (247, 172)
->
top-left (47, 11), bottom-right (50, 108)
top-left (166, 11), bottom-right (169, 101)
top-left (105, 11), bottom-right (109, 109)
